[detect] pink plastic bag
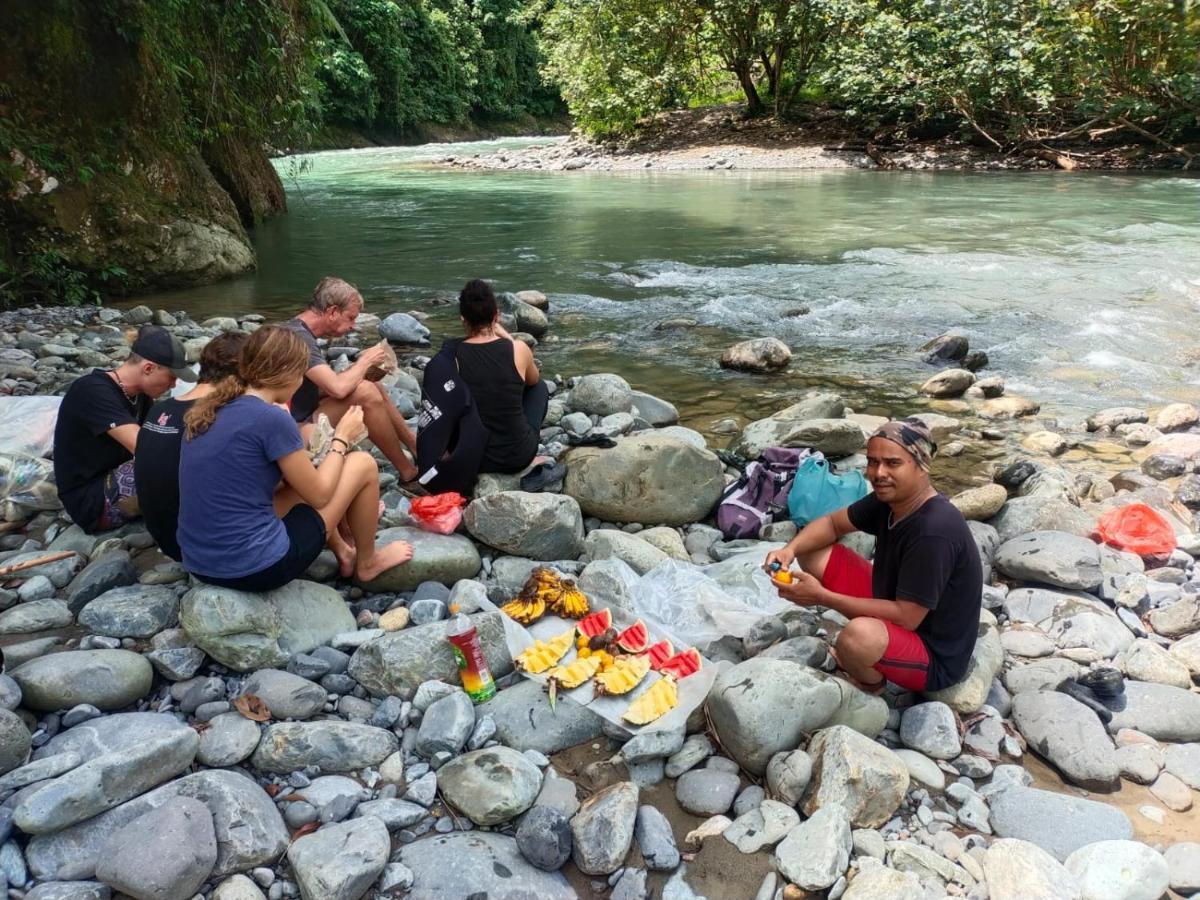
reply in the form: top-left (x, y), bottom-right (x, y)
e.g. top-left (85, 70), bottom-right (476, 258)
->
top-left (409, 492), bottom-right (467, 535)
top-left (1094, 503), bottom-right (1176, 558)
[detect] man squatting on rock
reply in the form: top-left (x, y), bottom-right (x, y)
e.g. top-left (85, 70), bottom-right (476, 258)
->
top-left (766, 418), bottom-right (983, 693)
top-left (282, 277), bottom-right (422, 486)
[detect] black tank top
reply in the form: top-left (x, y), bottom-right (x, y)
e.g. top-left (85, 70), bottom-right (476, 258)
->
top-left (455, 338), bottom-right (537, 473)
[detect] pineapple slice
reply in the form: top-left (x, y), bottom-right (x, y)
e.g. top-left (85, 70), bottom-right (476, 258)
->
top-left (593, 654), bottom-right (651, 696)
top-left (514, 628), bottom-right (575, 674)
top-left (622, 676), bottom-right (678, 726)
top-left (546, 654), bottom-right (603, 690)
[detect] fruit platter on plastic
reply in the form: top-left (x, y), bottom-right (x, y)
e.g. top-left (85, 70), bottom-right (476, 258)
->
top-left (482, 567), bottom-right (721, 733)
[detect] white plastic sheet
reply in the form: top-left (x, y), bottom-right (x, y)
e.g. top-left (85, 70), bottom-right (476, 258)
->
top-left (0, 395), bottom-right (60, 457)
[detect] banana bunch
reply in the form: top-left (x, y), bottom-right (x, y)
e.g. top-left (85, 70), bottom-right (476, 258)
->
top-left (500, 594), bottom-right (546, 625)
top-left (515, 568), bottom-right (591, 620)
top-left (514, 629), bottom-right (575, 674)
top-left (546, 654), bottom-right (602, 690)
top-left (622, 676), bottom-right (679, 726)
top-left (593, 654), bottom-right (651, 696)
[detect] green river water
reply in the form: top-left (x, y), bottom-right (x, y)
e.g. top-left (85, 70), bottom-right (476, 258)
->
top-left (141, 138), bottom-right (1200, 451)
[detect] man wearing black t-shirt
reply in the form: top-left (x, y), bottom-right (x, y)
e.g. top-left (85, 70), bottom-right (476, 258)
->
top-left (135, 331), bottom-right (247, 560)
top-left (53, 326), bottom-right (195, 533)
top-left (765, 418), bottom-right (982, 694)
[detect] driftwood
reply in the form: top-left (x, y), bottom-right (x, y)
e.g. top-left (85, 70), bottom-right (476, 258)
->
top-left (866, 142), bottom-right (896, 169)
top-left (1024, 147), bottom-right (1078, 170)
top-left (0, 550), bottom-right (74, 579)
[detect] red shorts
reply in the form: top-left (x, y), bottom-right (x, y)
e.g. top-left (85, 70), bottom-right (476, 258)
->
top-left (821, 544), bottom-right (931, 691)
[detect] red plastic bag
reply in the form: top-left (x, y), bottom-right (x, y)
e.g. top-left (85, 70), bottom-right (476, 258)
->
top-left (1094, 503), bottom-right (1176, 558)
top-left (409, 492), bottom-right (467, 535)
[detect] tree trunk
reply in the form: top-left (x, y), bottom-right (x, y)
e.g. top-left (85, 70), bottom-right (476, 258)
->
top-left (735, 65), bottom-right (765, 115)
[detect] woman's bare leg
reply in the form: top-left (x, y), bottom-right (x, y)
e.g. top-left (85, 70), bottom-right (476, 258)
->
top-left (311, 452), bottom-right (412, 581)
top-left (276, 484), bottom-right (355, 576)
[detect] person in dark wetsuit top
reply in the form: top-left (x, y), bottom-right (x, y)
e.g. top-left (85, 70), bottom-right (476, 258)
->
top-left (134, 331), bottom-right (248, 560)
top-left (452, 279), bottom-right (549, 474)
top-left (764, 418), bottom-right (982, 694)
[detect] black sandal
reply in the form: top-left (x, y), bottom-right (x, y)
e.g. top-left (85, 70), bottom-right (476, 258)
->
top-left (521, 461), bottom-right (567, 492)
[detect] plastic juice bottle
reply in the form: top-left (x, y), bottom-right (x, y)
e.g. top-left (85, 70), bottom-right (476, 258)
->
top-left (447, 613), bottom-right (496, 703)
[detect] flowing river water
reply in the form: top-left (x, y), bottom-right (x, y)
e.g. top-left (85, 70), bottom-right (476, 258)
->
top-left (140, 139), bottom-right (1200, 484)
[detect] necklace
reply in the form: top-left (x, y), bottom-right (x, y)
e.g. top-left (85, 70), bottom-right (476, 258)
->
top-left (888, 490), bottom-right (937, 529)
top-left (111, 370), bottom-right (137, 407)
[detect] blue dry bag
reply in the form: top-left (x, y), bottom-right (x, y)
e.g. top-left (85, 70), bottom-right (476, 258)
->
top-left (786, 453), bottom-right (870, 527)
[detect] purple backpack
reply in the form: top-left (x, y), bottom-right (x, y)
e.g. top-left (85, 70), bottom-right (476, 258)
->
top-left (716, 447), bottom-right (812, 539)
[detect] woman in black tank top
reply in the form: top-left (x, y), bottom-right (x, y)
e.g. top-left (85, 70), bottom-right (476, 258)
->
top-left (454, 280), bottom-right (549, 473)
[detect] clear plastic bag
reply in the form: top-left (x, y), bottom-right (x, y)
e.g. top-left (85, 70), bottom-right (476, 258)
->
top-left (307, 413), bottom-right (367, 464)
top-left (630, 553), bottom-right (792, 648)
top-left (0, 452), bottom-right (61, 511)
top-left (0, 396), bottom-right (61, 456)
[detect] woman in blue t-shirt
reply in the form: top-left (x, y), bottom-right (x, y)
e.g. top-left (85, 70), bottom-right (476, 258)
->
top-left (178, 326), bottom-right (412, 592)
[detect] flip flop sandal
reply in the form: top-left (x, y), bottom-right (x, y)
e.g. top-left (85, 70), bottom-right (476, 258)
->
top-left (565, 433), bottom-right (617, 449)
top-left (521, 461), bottom-right (568, 492)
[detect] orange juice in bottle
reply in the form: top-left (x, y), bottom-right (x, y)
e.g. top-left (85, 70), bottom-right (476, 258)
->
top-left (447, 613), bottom-right (496, 703)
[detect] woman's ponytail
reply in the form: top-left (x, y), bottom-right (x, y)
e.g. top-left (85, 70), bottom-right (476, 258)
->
top-left (184, 374), bottom-right (246, 438)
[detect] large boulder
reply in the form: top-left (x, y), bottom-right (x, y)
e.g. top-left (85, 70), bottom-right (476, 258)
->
top-left (774, 803), bottom-right (851, 891)
top-left (564, 433), bottom-right (724, 526)
top-left (583, 530), bottom-right (668, 575)
top-left (994, 531), bottom-right (1102, 591)
top-left (728, 393), bottom-right (846, 459)
top-left (250, 722), bottom-right (398, 774)
top-left (987, 497), bottom-right (1096, 543)
top-left (397, 832), bottom-right (574, 898)
top-left (803, 726), bottom-right (909, 828)
top-left (924, 615), bottom-right (1003, 713)
top-left (355, 527), bottom-right (481, 592)
top-left (707, 659), bottom-right (842, 775)
top-left (437, 747), bottom-right (542, 826)
top-left (1011, 691), bottom-right (1120, 790)
top-left (1106, 681), bottom-right (1200, 742)
top-left (463, 492), bottom-right (584, 560)
top-left (569, 374), bottom-right (633, 416)
top-left (94, 798), bottom-right (218, 900)
top-left (477, 678), bottom-right (603, 755)
top-left (984, 839), bottom-right (1082, 900)
top-left (11, 650), bottom-right (153, 711)
top-left (347, 612), bottom-right (513, 699)
top-left (733, 418), bottom-right (864, 460)
top-left (719, 337), bottom-right (792, 372)
top-left (1065, 840), bottom-right (1170, 900)
top-left (26, 768), bottom-right (288, 881)
top-left (78, 585), bottom-right (179, 638)
top-left (179, 580), bottom-right (356, 672)
top-left (989, 785), bottom-right (1132, 861)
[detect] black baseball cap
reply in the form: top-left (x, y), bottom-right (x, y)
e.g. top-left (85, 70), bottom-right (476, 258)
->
top-left (131, 325), bottom-right (196, 382)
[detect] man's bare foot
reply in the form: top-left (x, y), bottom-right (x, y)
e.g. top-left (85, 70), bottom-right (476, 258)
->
top-left (357, 540), bottom-right (414, 582)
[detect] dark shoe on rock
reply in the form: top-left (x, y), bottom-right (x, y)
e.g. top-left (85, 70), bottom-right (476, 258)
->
top-left (520, 461), bottom-right (567, 492)
top-left (1056, 678), bottom-right (1114, 724)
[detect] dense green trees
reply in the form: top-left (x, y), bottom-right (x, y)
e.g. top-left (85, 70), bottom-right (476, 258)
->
top-left (535, 0), bottom-right (1200, 147)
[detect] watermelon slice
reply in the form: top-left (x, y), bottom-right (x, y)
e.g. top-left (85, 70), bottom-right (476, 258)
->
top-left (646, 639), bottom-right (675, 671)
top-left (577, 609), bottom-right (613, 639)
top-left (615, 619), bottom-right (650, 653)
top-left (659, 648), bottom-right (702, 679)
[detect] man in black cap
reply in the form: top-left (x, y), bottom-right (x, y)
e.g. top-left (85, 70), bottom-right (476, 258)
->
top-left (53, 324), bottom-right (195, 533)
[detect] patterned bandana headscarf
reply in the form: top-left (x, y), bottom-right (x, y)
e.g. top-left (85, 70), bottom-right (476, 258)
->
top-left (871, 418), bottom-right (937, 471)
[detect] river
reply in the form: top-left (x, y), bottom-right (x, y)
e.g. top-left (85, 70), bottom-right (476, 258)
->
top-left (140, 138), bottom-right (1200, 452)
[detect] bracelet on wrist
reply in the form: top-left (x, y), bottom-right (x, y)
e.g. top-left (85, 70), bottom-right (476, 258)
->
top-left (331, 436), bottom-right (349, 448)
top-left (331, 447), bottom-right (348, 457)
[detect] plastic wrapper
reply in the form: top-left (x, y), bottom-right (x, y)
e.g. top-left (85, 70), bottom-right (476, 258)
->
top-left (409, 492), bottom-right (467, 534)
top-left (364, 339), bottom-right (400, 385)
top-left (0, 452), bottom-right (61, 511)
top-left (1094, 503), bottom-right (1176, 558)
top-left (307, 414), bottom-right (367, 464)
top-left (0, 395), bottom-right (61, 457)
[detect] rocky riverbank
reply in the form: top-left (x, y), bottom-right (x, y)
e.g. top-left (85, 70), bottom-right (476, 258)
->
top-left (1, 300), bottom-right (1200, 898)
top-left (439, 104), bottom-right (1192, 174)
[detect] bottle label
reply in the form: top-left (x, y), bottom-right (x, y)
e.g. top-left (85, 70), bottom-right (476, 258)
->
top-left (449, 633), bottom-right (496, 703)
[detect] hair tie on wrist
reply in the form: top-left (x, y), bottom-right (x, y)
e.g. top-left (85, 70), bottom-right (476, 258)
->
top-left (331, 436), bottom-right (349, 449)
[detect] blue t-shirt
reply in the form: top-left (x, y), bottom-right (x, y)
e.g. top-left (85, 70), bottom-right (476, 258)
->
top-left (178, 395), bottom-right (304, 579)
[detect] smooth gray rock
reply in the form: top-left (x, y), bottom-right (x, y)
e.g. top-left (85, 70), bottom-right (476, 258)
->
top-left (197, 713), bottom-right (262, 767)
top-left (994, 531), bottom-right (1102, 590)
top-left (463, 492), bottom-right (585, 560)
top-left (0, 708), bottom-right (31, 776)
top-left (78, 586), bottom-right (178, 638)
top-left (354, 527), bottom-right (481, 592)
top-left (415, 691), bottom-right (475, 757)
top-left (179, 580), bottom-right (356, 672)
top-left (583, 530), bottom-right (669, 575)
top-left (724, 799), bottom-right (799, 854)
top-left (437, 747), bottom-right (542, 826)
top-left (631, 391), bottom-right (678, 427)
top-left (765, 749), bottom-right (812, 806)
top-left (1165, 842), bottom-right (1200, 894)
top-left (1065, 840), bottom-right (1169, 900)
top-left (287, 817), bottom-right (389, 900)
top-left (0, 598), bottom-right (73, 634)
top-left (348, 612), bottom-right (513, 699)
top-left (988, 497), bottom-right (1097, 544)
top-left (0, 674), bottom-right (21, 711)
top-left (729, 394), bottom-right (847, 459)
top-left (26, 768), bottom-right (287, 881)
top-left (1165, 743), bottom-right (1200, 789)
top-left (0, 751), bottom-right (80, 793)
top-left (1107, 681), bottom-right (1200, 741)
top-left (242, 669), bottom-right (326, 720)
top-left (621, 725), bottom-right (685, 764)
top-left (65, 551), bottom-right (138, 614)
top-left (516, 806), bottom-right (573, 871)
top-left (898, 702), bottom-right (960, 759)
top-left (94, 798), bottom-right (217, 900)
top-left (146, 647), bottom-right (206, 682)
top-left (250, 722), bottom-right (398, 774)
top-left (14, 726), bottom-right (199, 834)
top-left (984, 838), bottom-right (1082, 900)
top-left (397, 832), bottom-right (574, 898)
top-left (353, 798), bottom-right (426, 831)
top-left (10, 652), bottom-right (151, 715)
top-left (924, 617), bottom-right (1004, 713)
top-left (675, 768), bottom-right (739, 817)
top-left (803, 725), bottom-right (909, 828)
top-left (564, 433), bottom-right (724, 526)
top-left (635, 804), bottom-right (680, 870)
top-left (774, 802), bottom-right (851, 891)
top-left (378, 312), bottom-right (430, 344)
top-left (706, 658), bottom-right (841, 774)
top-left (570, 781), bottom-right (639, 876)
top-left (1004, 656), bottom-right (1082, 695)
top-left (570, 374), bottom-right (633, 416)
top-left (477, 678), bottom-right (603, 755)
top-left (1012, 690), bottom-right (1120, 790)
top-left (24, 883), bottom-right (113, 900)
top-left (0, 550), bottom-right (83, 588)
top-left (989, 785), bottom-right (1133, 861)
top-left (665, 734), bottom-right (714, 778)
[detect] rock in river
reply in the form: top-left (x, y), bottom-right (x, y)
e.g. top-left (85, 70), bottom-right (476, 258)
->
top-left (989, 785), bottom-right (1132, 861)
